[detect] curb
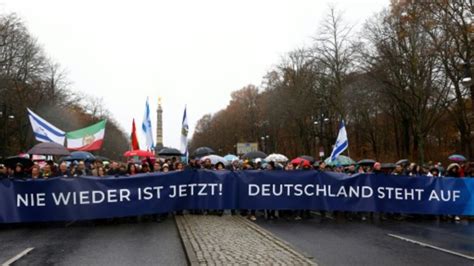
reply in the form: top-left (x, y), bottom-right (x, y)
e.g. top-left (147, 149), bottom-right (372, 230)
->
top-left (174, 215), bottom-right (199, 266)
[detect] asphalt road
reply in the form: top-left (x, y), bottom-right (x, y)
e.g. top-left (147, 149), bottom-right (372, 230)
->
top-left (1, 214), bottom-right (473, 266)
top-left (257, 214), bottom-right (474, 266)
top-left (0, 218), bottom-right (187, 266)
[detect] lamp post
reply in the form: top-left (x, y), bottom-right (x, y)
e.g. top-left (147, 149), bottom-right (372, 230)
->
top-left (256, 120), bottom-right (269, 152)
top-left (260, 135), bottom-right (269, 153)
top-left (313, 114), bottom-right (330, 160)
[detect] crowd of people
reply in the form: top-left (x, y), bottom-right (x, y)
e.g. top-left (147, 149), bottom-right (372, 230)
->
top-left (1, 155), bottom-right (473, 179)
top-left (0, 154), bottom-right (471, 223)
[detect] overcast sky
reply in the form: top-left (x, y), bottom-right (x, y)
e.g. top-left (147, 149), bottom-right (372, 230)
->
top-left (3, 0), bottom-right (388, 149)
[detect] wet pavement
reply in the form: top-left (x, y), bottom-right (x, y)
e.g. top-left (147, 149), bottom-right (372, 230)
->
top-left (0, 218), bottom-right (186, 266)
top-left (257, 214), bottom-right (474, 266)
top-left (1, 214), bottom-right (473, 265)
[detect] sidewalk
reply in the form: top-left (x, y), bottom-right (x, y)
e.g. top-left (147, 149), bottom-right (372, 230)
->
top-left (175, 214), bottom-right (316, 265)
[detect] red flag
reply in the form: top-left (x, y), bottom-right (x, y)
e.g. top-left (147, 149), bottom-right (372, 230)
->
top-left (131, 119), bottom-right (140, 150)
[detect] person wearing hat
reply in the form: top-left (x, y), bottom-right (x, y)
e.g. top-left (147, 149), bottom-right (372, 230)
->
top-left (13, 163), bottom-right (27, 179)
top-left (215, 162), bottom-right (226, 171)
top-left (446, 163), bottom-right (461, 177)
top-left (427, 167), bottom-right (440, 177)
top-left (162, 163), bottom-right (170, 173)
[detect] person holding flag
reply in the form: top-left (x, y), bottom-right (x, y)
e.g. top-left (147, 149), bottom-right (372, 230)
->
top-left (27, 108), bottom-right (66, 145)
top-left (130, 118), bottom-right (140, 150)
top-left (142, 97), bottom-right (155, 151)
top-left (180, 105), bottom-right (189, 162)
top-left (330, 120), bottom-right (349, 162)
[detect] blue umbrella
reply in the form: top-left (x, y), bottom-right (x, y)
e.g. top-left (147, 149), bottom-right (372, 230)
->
top-left (61, 151), bottom-right (95, 162)
top-left (224, 154), bottom-right (238, 162)
top-left (448, 154), bottom-right (467, 162)
top-left (324, 155), bottom-right (355, 167)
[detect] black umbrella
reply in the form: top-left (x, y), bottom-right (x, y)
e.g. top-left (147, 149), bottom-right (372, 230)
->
top-left (396, 159), bottom-right (409, 166)
top-left (193, 147), bottom-right (215, 157)
top-left (158, 148), bottom-right (183, 156)
top-left (4, 156), bottom-right (34, 169)
top-left (242, 151), bottom-right (268, 160)
top-left (299, 155), bottom-right (315, 163)
top-left (357, 159), bottom-right (376, 166)
top-left (27, 142), bottom-right (71, 156)
top-left (60, 151), bottom-right (95, 162)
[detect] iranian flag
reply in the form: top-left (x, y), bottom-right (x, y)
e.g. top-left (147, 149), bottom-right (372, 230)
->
top-left (66, 120), bottom-right (107, 151)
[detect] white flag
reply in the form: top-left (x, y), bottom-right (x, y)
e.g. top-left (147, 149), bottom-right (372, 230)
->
top-left (180, 105), bottom-right (189, 156)
top-left (141, 97), bottom-right (155, 150)
top-left (27, 108), bottom-right (65, 145)
top-left (330, 120), bottom-right (348, 162)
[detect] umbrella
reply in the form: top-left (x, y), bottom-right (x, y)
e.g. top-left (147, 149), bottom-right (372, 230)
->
top-left (4, 156), bottom-right (34, 169)
top-left (193, 147), bottom-right (215, 157)
top-left (357, 159), bottom-right (376, 166)
top-left (61, 151), bottom-right (96, 162)
top-left (395, 159), bottom-right (409, 166)
top-left (242, 151), bottom-right (267, 160)
top-left (381, 163), bottom-right (396, 169)
top-left (32, 155), bottom-right (47, 161)
top-left (157, 148), bottom-right (183, 156)
top-left (265, 153), bottom-right (289, 163)
top-left (299, 155), bottom-right (315, 163)
top-left (291, 157), bottom-right (310, 165)
top-left (201, 155), bottom-right (229, 166)
top-left (324, 155), bottom-right (356, 167)
top-left (27, 142), bottom-right (71, 156)
top-left (224, 154), bottom-right (239, 162)
top-left (94, 155), bottom-right (110, 162)
top-left (123, 150), bottom-right (154, 157)
top-left (448, 154), bottom-right (467, 162)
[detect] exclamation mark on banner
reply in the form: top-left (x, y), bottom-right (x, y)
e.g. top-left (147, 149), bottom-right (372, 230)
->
top-left (219, 184), bottom-right (223, 195)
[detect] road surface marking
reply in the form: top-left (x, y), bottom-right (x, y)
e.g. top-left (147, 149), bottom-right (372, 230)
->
top-left (310, 211), bottom-right (335, 220)
top-left (388, 233), bottom-right (474, 261)
top-left (65, 220), bottom-right (76, 227)
top-left (2, 247), bottom-right (35, 266)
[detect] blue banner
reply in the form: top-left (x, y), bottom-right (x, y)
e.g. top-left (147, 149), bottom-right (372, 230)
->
top-left (0, 170), bottom-right (473, 223)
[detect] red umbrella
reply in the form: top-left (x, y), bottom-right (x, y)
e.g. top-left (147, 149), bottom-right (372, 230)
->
top-left (291, 157), bottom-right (310, 165)
top-left (123, 150), bottom-right (154, 157)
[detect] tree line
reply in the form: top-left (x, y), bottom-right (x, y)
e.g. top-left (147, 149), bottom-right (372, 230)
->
top-left (190, 1), bottom-right (474, 164)
top-left (0, 14), bottom-right (129, 160)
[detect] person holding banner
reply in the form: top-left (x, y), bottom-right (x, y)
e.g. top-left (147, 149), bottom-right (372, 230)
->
top-left (30, 165), bottom-right (42, 179)
top-left (127, 163), bottom-right (139, 176)
top-left (55, 162), bottom-right (71, 178)
top-left (42, 164), bottom-right (53, 179)
top-left (0, 164), bottom-right (7, 179)
top-left (13, 163), bottom-right (27, 179)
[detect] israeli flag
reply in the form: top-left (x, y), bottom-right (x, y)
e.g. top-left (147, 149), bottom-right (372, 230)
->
top-left (27, 108), bottom-right (65, 145)
top-left (142, 97), bottom-right (155, 150)
top-left (330, 120), bottom-right (348, 162)
top-left (180, 105), bottom-right (189, 157)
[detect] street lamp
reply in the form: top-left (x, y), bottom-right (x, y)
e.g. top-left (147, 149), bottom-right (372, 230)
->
top-left (313, 114), bottom-right (330, 159)
top-left (260, 135), bottom-right (269, 153)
